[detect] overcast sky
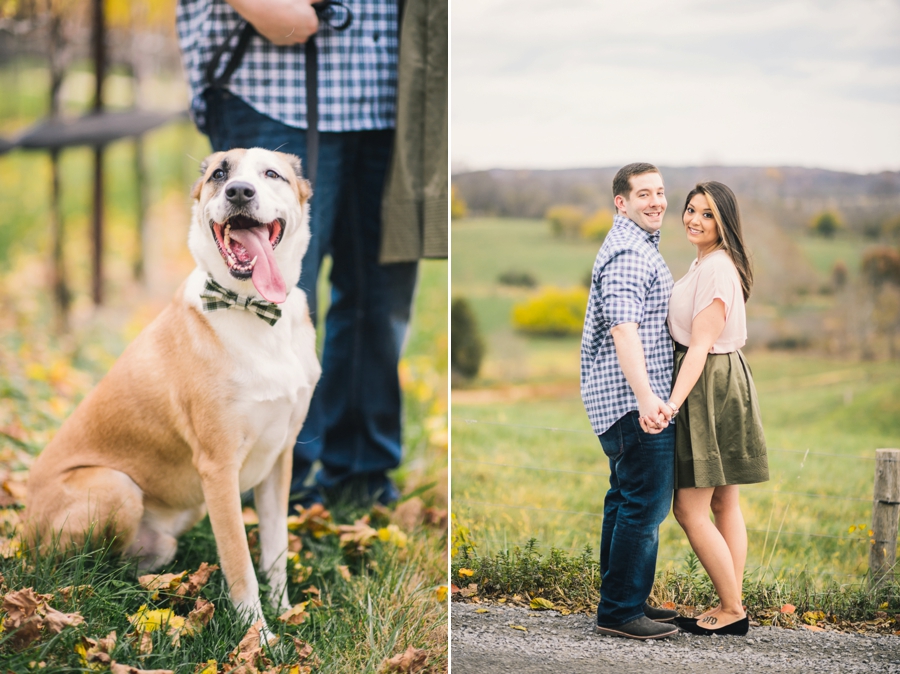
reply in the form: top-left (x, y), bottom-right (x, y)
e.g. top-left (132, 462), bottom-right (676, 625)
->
top-left (451, 0), bottom-right (900, 174)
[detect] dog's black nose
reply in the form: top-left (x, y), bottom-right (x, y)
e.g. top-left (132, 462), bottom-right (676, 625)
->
top-left (225, 181), bottom-right (256, 205)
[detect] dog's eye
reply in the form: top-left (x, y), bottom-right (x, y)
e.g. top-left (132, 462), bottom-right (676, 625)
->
top-left (265, 170), bottom-right (281, 180)
top-left (212, 169), bottom-right (226, 180)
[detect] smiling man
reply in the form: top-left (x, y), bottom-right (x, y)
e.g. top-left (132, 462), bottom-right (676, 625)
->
top-left (580, 162), bottom-right (679, 640)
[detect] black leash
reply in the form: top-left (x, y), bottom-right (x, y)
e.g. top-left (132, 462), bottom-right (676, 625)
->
top-left (205, 1), bottom-right (353, 187)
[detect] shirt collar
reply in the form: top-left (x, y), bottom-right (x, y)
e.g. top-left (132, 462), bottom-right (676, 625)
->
top-left (614, 214), bottom-right (662, 249)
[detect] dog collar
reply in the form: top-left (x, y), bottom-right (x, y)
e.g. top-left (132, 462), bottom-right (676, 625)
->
top-left (200, 276), bottom-right (282, 325)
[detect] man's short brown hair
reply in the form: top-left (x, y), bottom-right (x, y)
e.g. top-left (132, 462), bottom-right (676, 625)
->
top-left (613, 163), bottom-right (660, 200)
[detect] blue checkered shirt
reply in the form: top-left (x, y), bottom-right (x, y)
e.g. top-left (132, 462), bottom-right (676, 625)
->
top-left (581, 215), bottom-right (675, 436)
top-left (176, 0), bottom-right (398, 132)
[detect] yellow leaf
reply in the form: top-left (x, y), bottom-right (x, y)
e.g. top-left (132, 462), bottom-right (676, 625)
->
top-left (475, 609), bottom-right (489, 614)
top-left (880, 602), bottom-right (889, 609)
top-left (509, 624), bottom-right (527, 632)
top-left (278, 602), bottom-right (310, 625)
top-left (195, 660), bottom-right (217, 674)
top-left (434, 586), bottom-right (448, 602)
top-left (458, 568), bottom-right (474, 578)
top-left (530, 598), bottom-right (554, 610)
top-left (376, 524), bottom-right (408, 548)
top-left (127, 606), bottom-right (185, 633)
top-left (848, 525), bottom-right (856, 533)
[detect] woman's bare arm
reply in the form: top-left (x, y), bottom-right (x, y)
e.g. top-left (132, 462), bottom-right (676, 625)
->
top-left (668, 299), bottom-right (726, 410)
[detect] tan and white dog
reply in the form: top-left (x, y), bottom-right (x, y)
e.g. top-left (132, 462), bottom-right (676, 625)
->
top-left (24, 148), bottom-right (320, 633)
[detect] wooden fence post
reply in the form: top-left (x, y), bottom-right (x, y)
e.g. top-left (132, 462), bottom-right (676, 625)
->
top-left (870, 448), bottom-right (900, 585)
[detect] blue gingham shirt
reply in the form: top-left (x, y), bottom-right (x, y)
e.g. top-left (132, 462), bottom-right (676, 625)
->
top-left (176, 0), bottom-right (398, 132)
top-left (581, 215), bottom-right (675, 436)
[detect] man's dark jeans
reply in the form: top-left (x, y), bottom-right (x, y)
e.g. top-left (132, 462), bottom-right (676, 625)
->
top-left (203, 88), bottom-right (418, 501)
top-left (596, 411), bottom-right (674, 627)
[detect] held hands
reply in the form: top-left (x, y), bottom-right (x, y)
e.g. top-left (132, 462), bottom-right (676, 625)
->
top-left (638, 394), bottom-right (672, 434)
top-left (231, 0), bottom-right (319, 45)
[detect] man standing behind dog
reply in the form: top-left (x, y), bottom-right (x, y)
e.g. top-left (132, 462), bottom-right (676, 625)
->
top-left (580, 163), bottom-right (679, 640)
top-left (177, 1), bottom-right (445, 507)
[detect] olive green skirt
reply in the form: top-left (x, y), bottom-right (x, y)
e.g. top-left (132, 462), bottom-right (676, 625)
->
top-left (673, 348), bottom-right (769, 489)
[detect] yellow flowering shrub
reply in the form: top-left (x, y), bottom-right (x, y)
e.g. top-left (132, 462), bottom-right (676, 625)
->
top-left (511, 287), bottom-right (588, 336)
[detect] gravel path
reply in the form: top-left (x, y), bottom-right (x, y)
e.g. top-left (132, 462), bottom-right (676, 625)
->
top-left (452, 602), bottom-right (900, 674)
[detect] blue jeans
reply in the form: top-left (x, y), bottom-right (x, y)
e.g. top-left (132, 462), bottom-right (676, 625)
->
top-left (203, 88), bottom-right (418, 499)
top-left (596, 412), bottom-right (674, 626)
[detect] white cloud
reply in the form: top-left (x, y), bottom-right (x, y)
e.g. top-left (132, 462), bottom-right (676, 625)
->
top-left (451, 0), bottom-right (900, 172)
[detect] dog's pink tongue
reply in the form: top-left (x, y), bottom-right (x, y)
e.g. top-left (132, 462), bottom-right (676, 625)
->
top-left (230, 226), bottom-right (286, 304)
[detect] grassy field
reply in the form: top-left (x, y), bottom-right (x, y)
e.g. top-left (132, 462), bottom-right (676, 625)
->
top-left (451, 216), bottom-right (900, 583)
top-left (0, 115), bottom-right (448, 670)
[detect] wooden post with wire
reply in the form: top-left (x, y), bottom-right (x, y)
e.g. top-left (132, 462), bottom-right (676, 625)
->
top-left (870, 448), bottom-right (900, 586)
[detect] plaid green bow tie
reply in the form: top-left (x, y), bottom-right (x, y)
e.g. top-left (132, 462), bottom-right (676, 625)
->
top-left (200, 276), bottom-right (282, 325)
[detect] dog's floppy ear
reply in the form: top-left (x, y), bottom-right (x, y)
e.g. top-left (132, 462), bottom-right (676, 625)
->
top-left (191, 157), bottom-right (210, 200)
top-left (278, 152), bottom-right (312, 203)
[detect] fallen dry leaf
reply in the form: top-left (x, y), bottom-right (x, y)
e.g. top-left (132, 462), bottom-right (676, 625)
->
top-left (2, 587), bottom-right (84, 649)
top-left (227, 620), bottom-right (270, 671)
top-left (42, 605), bottom-right (85, 633)
top-left (781, 604), bottom-right (796, 614)
top-left (76, 632), bottom-right (117, 668)
top-left (128, 606), bottom-right (185, 635)
top-left (423, 507), bottom-right (448, 529)
top-left (509, 624), bottom-right (527, 632)
top-left (3, 587), bottom-right (51, 624)
top-left (59, 585), bottom-right (94, 601)
top-left (138, 571), bottom-right (187, 596)
top-left (802, 624), bottom-right (825, 632)
top-left (194, 661), bottom-right (217, 674)
top-left (475, 609), bottom-right (489, 614)
top-left (337, 565), bottom-right (352, 581)
top-left (289, 503), bottom-right (335, 537)
top-left (178, 563), bottom-right (220, 598)
top-left (529, 598), bottom-right (554, 610)
top-left (337, 517), bottom-right (378, 551)
top-left (278, 601), bottom-right (310, 626)
top-left (391, 497), bottom-right (425, 531)
top-left (110, 663), bottom-right (174, 674)
top-left (292, 637), bottom-right (314, 661)
top-left (138, 631), bottom-right (153, 655)
top-left (458, 583), bottom-right (477, 598)
top-left (379, 645), bottom-right (428, 673)
top-left (183, 598), bottom-right (215, 636)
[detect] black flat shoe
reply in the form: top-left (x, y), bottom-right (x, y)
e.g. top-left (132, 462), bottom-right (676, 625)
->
top-left (673, 616), bottom-right (698, 628)
top-left (680, 616), bottom-right (749, 636)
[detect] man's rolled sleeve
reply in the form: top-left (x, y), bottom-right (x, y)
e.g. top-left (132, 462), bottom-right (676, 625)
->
top-left (600, 249), bottom-right (651, 329)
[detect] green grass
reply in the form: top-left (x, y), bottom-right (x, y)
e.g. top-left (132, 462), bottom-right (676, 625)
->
top-left (0, 72), bottom-right (448, 671)
top-left (451, 541), bottom-right (900, 627)
top-left (451, 216), bottom-right (900, 585)
top-left (452, 353), bottom-right (900, 581)
top-left (0, 514), bottom-right (447, 673)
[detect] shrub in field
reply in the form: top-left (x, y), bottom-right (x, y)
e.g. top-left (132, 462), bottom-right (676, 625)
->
top-left (451, 184), bottom-right (468, 220)
top-left (809, 210), bottom-right (842, 238)
top-left (545, 205), bottom-right (586, 239)
top-left (580, 208), bottom-right (613, 241)
top-left (862, 246), bottom-right (900, 287)
top-left (497, 269), bottom-right (538, 288)
top-left (451, 297), bottom-right (484, 379)
top-left (511, 286), bottom-right (588, 337)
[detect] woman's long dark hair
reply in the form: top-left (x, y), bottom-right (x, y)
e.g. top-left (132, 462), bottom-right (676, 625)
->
top-left (683, 181), bottom-right (753, 302)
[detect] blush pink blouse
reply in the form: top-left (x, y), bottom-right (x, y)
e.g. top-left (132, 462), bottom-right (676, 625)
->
top-left (667, 249), bottom-right (746, 354)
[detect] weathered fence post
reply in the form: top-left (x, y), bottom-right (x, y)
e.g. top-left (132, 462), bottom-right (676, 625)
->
top-left (870, 448), bottom-right (900, 585)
